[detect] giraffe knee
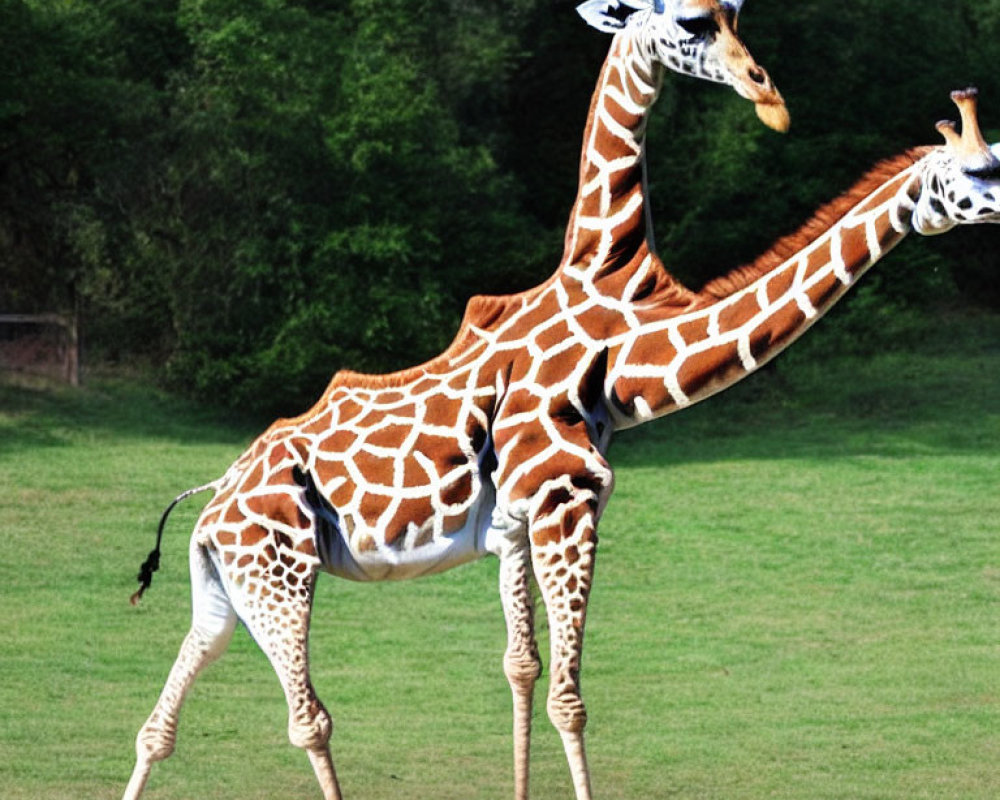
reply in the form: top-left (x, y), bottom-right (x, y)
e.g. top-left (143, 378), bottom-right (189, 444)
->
top-left (547, 692), bottom-right (587, 734)
top-left (504, 648), bottom-right (541, 689)
top-left (288, 701), bottom-right (332, 751)
top-left (135, 714), bottom-right (178, 763)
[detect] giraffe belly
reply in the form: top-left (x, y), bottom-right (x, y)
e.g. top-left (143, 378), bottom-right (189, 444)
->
top-left (315, 484), bottom-right (499, 582)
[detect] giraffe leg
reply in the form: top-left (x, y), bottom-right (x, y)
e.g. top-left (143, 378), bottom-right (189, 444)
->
top-left (498, 538), bottom-right (542, 800)
top-left (227, 554), bottom-right (342, 800)
top-left (124, 540), bottom-right (237, 800)
top-left (529, 477), bottom-right (605, 800)
top-left (492, 407), bottom-right (613, 800)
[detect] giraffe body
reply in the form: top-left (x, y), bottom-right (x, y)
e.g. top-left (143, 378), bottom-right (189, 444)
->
top-left (195, 286), bottom-right (616, 584)
top-left (132, 1), bottom-right (784, 600)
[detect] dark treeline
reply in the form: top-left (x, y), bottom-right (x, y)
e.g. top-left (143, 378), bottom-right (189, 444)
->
top-left (3, 0), bottom-right (998, 413)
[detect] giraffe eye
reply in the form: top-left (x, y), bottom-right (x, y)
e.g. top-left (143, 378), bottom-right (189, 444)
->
top-left (965, 163), bottom-right (1000, 181)
top-left (676, 16), bottom-right (718, 40)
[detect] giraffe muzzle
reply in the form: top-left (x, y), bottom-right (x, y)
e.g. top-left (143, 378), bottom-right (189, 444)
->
top-left (719, 31), bottom-right (789, 132)
top-left (747, 67), bottom-right (789, 133)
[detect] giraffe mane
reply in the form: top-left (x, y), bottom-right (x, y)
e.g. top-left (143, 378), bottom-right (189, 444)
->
top-left (696, 146), bottom-right (935, 301)
top-left (328, 289), bottom-right (547, 392)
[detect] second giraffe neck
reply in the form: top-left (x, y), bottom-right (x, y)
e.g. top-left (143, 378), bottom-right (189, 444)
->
top-left (604, 149), bottom-right (932, 429)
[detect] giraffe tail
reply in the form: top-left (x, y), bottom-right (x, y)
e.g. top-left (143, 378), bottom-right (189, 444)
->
top-left (129, 481), bottom-right (220, 606)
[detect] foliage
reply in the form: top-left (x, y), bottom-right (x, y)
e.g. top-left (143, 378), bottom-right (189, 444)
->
top-left (2, 0), bottom-right (1000, 412)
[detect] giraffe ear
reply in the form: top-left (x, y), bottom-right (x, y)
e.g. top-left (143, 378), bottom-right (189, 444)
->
top-left (577, 0), bottom-right (652, 34)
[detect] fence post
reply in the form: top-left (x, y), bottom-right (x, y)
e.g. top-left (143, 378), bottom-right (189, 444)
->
top-left (0, 313), bottom-right (81, 385)
top-left (65, 312), bottom-right (80, 387)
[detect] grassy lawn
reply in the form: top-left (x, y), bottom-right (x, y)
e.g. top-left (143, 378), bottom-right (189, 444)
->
top-left (0, 313), bottom-right (997, 799)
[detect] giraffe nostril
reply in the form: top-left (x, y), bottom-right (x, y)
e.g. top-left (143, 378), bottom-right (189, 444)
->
top-left (748, 66), bottom-right (766, 85)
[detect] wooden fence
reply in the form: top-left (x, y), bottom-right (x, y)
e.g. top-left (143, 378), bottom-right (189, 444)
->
top-left (0, 313), bottom-right (80, 386)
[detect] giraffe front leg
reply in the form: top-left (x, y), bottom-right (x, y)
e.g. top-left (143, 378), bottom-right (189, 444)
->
top-left (498, 536), bottom-right (542, 800)
top-left (529, 475), bottom-right (605, 800)
top-left (492, 402), bottom-right (613, 799)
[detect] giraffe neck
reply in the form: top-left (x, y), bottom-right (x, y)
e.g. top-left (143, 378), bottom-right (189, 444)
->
top-left (556, 31), bottom-right (675, 299)
top-left (604, 148), bottom-right (932, 428)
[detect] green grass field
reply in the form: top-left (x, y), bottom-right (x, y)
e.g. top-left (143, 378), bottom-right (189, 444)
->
top-left (1, 313), bottom-right (998, 799)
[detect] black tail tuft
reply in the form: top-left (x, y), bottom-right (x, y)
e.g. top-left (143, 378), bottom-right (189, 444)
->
top-left (130, 548), bottom-right (161, 606)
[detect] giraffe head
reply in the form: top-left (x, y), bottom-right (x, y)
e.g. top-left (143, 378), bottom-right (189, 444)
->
top-left (577, 0), bottom-right (789, 131)
top-left (912, 88), bottom-right (1000, 235)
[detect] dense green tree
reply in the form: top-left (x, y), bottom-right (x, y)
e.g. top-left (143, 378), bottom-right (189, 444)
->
top-left (0, 0), bottom-right (184, 355)
top-left (153, 0), bottom-right (554, 412)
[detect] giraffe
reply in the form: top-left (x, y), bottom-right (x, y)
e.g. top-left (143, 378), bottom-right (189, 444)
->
top-left (123, 29), bottom-right (997, 800)
top-left (124, 3), bottom-right (787, 800)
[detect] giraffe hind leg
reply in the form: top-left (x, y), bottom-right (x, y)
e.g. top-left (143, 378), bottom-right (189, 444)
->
top-left (224, 542), bottom-right (342, 800)
top-left (124, 539), bottom-right (237, 800)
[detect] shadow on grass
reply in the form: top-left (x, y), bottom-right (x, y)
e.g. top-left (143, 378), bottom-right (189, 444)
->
top-left (0, 375), bottom-right (259, 456)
